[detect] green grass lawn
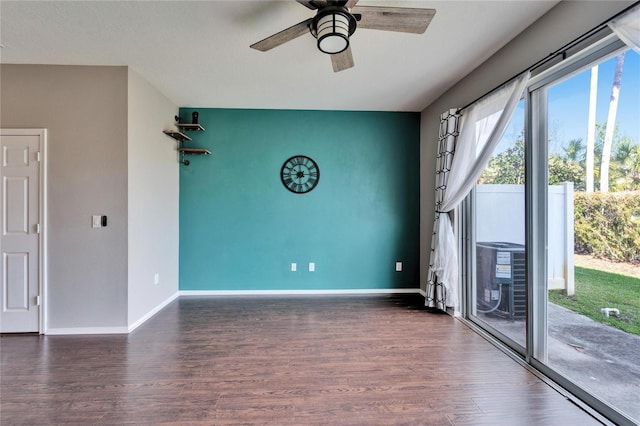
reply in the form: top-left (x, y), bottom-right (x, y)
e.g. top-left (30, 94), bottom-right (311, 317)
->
top-left (549, 266), bottom-right (640, 335)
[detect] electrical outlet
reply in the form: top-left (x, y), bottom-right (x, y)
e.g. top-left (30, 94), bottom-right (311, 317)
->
top-left (309, 262), bottom-right (315, 272)
top-left (395, 261), bottom-right (402, 272)
top-left (291, 263), bottom-right (297, 272)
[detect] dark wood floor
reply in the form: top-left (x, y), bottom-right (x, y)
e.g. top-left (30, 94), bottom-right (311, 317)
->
top-left (1, 294), bottom-right (601, 425)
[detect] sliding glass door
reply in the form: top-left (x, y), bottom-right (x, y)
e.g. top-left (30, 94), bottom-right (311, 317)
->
top-left (466, 34), bottom-right (639, 425)
top-left (533, 44), bottom-right (640, 424)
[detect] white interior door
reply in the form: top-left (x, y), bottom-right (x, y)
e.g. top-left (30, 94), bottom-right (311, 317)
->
top-left (0, 129), bottom-right (45, 333)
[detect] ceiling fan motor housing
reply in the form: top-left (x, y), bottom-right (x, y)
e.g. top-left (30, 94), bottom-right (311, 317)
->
top-left (310, 6), bottom-right (357, 54)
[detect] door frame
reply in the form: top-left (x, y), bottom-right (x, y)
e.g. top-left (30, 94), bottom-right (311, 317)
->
top-left (0, 128), bottom-right (47, 334)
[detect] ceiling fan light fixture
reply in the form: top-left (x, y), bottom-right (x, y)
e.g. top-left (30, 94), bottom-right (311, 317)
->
top-left (311, 8), bottom-right (357, 55)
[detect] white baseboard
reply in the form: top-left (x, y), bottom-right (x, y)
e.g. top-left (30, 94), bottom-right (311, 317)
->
top-left (180, 288), bottom-right (422, 296)
top-left (128, 291), bottom-right (180, 333)
top-left (45, 326), bottom-right (129, 335)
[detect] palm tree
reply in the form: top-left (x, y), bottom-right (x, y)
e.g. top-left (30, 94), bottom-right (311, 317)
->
top-left (612, 139), bottom-right (640, 191)
top-left (614, 139), bottom-right (635, 163)
top-left (563, 138), bottom-right (585, 162)
top-left (600, 52), bottom-right (626, 193)
top-left (586, 66), bottom-right (598, 192)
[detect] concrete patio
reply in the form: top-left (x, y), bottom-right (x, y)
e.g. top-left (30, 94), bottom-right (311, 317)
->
top-left (478, 302), bottom-right (640, 422)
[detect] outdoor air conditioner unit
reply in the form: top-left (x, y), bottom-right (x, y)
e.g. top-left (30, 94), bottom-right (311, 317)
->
top-left (476, 242), bottom-right (526, 320)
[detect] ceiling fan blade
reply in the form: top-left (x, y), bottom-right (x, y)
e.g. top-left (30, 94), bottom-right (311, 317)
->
top-left (344, 0), bottom-right (359, 9)
top-left (331, 47), bottom-right (354, 72)
top-left (352, 6), bottom-right (436, 34)
top-left (296, 0), bottom-right (327, 10)
top-left (250, 18), bottom-right (313, 52)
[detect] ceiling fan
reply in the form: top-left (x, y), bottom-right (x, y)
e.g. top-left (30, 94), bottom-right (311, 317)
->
top-left (250, 0), bottom-right (436, 72)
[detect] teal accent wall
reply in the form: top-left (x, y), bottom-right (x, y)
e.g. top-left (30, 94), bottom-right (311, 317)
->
top-left (179, 108), bottom-right (420, 291)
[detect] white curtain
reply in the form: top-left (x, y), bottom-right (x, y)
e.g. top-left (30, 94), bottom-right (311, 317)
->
top-left (609, 4), bottom-right (640, 52)
top-left (426, 72), bottom-right (530, 311)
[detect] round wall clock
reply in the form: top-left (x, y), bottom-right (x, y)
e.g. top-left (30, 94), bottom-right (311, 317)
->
top-left (281, 155), bottom-right (320, 194)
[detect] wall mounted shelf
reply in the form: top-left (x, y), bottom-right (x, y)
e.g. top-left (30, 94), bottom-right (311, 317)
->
top-left (163, 130), bottom-right (191, 142)
top-left (176, 123), bottom-right (205, 132)
top-left (163, 115), bottom-right (210, 166)
top-left (178, 147), bottom-right (211, 155)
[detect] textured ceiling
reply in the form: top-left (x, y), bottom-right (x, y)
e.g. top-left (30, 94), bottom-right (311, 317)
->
top-left (0, 1), bottom-right (559, 111)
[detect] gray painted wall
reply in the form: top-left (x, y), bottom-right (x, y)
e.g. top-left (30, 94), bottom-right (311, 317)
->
top-left (419, 1), bottom-right (635, 291)
top-left (127, 69), bottom-right (179, 327)
top-left (1, 65), bottom-right (129, 328)
top-left (1, 65), bottom-right (179, 331)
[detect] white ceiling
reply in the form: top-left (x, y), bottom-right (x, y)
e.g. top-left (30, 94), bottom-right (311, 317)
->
top-left (0, 1), bottom-right (559, 112)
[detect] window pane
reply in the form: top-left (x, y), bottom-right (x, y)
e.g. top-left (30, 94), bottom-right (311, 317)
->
top-left (544, 47), bottom-right (640, 422)
top-left (471, 100), bottom-right (526, 347)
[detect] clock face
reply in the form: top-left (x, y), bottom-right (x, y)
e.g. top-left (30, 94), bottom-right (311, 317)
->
top-left (281, 155), bottom-right (320, 194)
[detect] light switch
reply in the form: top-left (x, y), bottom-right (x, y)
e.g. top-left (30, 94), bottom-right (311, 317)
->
top-left (291, 263), bottom-right (297, 272)
top-left (309, 262), bottom-right (315, 272)
top-left (395, 262), bottom-right (403, 272)
top-left (92, 215), bottom-right (102, 228)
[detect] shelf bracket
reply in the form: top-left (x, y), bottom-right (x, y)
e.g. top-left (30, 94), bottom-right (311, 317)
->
top-left (180, 140), bottom-right (190, 166)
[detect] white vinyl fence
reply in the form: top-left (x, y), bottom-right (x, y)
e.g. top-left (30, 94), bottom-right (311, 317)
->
top-left (476, 183), bottom-right (574, 295)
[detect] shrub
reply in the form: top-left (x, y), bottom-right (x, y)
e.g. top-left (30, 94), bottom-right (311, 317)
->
top-left (574, 191), bottom-right (640, 264)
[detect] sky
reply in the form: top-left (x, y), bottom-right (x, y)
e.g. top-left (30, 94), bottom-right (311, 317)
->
top-left (548, 49), bottom-right (640, 153)
top-left (498, 47), bottom-right (640, 156)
